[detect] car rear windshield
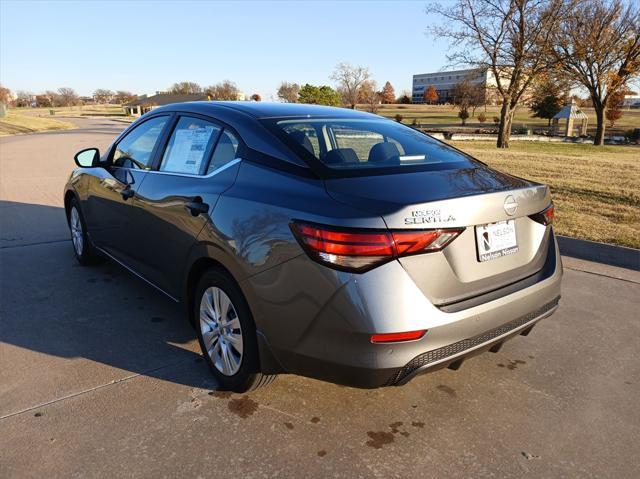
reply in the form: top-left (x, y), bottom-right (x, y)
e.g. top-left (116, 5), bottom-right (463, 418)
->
top-left (269, 118), bottom-right (476, 174)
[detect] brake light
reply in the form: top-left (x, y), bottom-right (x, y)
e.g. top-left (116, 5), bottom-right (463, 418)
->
top-left (529, 203), bottom-right (554, 226)
top-left (290, 221), bottom-right (463, 273)
top-left (371, 330), bottom-right (427, 343)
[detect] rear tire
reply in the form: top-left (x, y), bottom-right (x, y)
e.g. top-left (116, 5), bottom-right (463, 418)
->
top-left (67, 198), bottom-right (99, 265)
top-left (194, 268), bottom-right (277, 392)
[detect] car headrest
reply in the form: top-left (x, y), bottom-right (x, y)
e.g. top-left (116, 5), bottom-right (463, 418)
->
top-left (324, 148), bottom-right (359, 165)
top-left (289, 130), bottom-right (315, 156)
top-left (368, 142), bottom-right (400, 164)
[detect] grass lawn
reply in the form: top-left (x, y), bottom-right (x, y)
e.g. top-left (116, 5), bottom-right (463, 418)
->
top-left (0, 112), bottom-right (74, 136)
top-left (13, 104), bottom-right (127, 118)
top-left (449, 141), bottom-right (640, 249)
top-left (373, 104), bottom-right (640, 136)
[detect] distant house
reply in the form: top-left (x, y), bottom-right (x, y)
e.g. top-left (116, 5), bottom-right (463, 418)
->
top-left (124, 93), bottom-right (209, 116)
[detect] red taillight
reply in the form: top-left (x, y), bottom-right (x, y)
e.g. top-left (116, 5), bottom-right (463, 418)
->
top-left (290, 221), bottom-right (463, 273)
top-left (371, 330), bottom-right (427, 343)
top-left (529, 203), bottom-right (554, 226)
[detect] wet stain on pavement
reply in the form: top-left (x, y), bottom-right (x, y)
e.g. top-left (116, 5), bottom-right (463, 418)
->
top-left (389, 421), bottom-right (403, 433)
top-left (228, 396), bottom-right (258, 418)
top-left (317, 450), bottom-right (327, 457)
top-left (499, 359), bottom-right (527, 370)
top-left (284, 422), bottom-right (294, 430)
top-left (399, 431), bottom-right (410, 437)
top-left (412, 421), bottom-right (425, 428)
top-left (437, 384), bottom-right (457, 398)
top-left (366, 431), bottom-right (395, 449)
top-left (310, 416), bottom-right (321, 424)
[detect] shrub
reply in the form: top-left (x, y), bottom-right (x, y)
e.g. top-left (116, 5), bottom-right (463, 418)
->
top-left (478, 112), bottom-right (487, 123)
top-left (394, 114), bottom-right (403, 123)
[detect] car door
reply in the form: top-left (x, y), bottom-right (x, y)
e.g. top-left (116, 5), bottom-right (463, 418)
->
top-left (86, 115), bottom-right (171, 264)
top-left (130, 114), bottom-right (243, 297)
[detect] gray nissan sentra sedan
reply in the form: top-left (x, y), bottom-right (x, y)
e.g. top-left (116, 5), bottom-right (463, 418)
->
top-left (64, 102), bottom-right (562, 392)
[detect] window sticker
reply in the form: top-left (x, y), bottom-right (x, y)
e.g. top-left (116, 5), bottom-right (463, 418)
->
top-left (163, 126), bottom-right (215, 174)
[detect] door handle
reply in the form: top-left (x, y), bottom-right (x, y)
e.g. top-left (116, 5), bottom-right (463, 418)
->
top-left (121, 188), bottom-right (135, 201)
top-left (186, 198), bottom-right (209, 216)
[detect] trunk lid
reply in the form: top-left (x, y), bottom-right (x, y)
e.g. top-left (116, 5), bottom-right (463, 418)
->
top-left (324, 166), bottom-right (553, 307)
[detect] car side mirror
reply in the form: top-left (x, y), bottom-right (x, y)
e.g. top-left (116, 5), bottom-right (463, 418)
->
top-left (74, 148), bottom-right (100, 167)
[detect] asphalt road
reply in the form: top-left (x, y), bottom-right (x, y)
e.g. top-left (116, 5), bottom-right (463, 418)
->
top-left (1, 119), bottom-right (639, 478)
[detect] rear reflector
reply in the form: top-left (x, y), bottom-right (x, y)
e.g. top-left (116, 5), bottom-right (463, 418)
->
top-left (371, 330), bottom-right (427, 343)
top-left (290, 221), bottom-right (464, 273)
top-left (529, 203), bottom-right (554, 226)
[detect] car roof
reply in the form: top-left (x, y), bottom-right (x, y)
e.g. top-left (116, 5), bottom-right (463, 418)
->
top-left (154, 101), bottom-right (382, 120)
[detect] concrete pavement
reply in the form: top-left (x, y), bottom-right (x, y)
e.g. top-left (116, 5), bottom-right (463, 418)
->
top-left (1, 119), bottom-right (639, 478)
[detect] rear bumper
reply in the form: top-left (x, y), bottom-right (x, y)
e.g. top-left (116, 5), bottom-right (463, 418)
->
top-left (247, 231), bottom-right (563, 388)
top-left (389, 296), bottom-right (559, 385)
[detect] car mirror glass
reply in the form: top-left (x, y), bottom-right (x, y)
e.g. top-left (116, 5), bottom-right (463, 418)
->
top-left (74, 148), bottom-right (100, 168)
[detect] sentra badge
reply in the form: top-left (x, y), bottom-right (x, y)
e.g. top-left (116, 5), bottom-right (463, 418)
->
top-left (405, 209), bottom-right (456, 225)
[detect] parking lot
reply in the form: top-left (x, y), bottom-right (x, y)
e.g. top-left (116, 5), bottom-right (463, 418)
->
top-left (1, 118), bottom-right (639, 478)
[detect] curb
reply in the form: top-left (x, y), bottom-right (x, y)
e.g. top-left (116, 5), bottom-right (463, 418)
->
top-left (557, 236), bottom-right (640, 271)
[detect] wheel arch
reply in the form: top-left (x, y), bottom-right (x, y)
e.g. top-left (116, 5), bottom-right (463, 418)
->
top-left (63, 189), bottom-right (78, 221)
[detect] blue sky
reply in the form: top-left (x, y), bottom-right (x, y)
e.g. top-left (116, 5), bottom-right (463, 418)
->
top-left (0, 0), bottom-right (450, 99)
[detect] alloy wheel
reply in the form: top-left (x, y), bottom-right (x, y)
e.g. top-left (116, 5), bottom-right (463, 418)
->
top-left (70, 207), bottom-right (84, 256)
top-left (199, 286), bottom-right (243, 376)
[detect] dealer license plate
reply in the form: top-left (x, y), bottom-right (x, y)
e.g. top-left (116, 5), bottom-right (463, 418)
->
top-left (475, 220), bottom-right (518, 262)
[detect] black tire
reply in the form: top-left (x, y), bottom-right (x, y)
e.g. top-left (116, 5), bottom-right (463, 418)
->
top-left (194, 268), bottom-right (277, 392)
top-left (67, 197), bottom-right (99, 265)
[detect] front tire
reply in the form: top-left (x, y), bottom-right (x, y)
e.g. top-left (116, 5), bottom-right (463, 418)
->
top-left (67, 198), bottom-right (98, 265)
top-left (194, 268), bottom-right (276, 392)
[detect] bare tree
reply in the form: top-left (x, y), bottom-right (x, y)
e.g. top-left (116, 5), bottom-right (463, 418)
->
top-left (429, 0), bottom-right (566, 148)
top-left (277, 82), bottom-right (300, 103)
top-left (169, 81), bottom-right (203, 95)
top-left (93, 89), bottom-right (114, 104)
top-left (205, 80), bottom-right (240, 100)
top-left (450, 78), bottom-right (484, 115)
top-left (114, 90), bottom-right (137, 105)
top-left (57, 87), bottom-right (79, 107)
top-left (551, 0), bottom-right (640, 145)
top-left (330, 62), bottom-right (370, 109)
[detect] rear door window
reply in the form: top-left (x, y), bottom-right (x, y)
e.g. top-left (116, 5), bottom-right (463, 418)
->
top-left (160, 117), bottom-right (222, 175)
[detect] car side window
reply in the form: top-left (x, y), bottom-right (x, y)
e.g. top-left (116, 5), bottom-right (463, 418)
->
top-left (160, 117), bottom-right (222, 175)
top-left (207, 130), bottom-right (240, 174)
top-left (113, 116), bottom-right (169, 169)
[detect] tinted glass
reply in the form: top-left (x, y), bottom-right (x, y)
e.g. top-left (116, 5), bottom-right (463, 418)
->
top-left (207, 130), bottom-right (239, 174)
top-left (274, 119), bottom-right (475, 171)
top-left (280, 123), bottom-right (320, 158)
top-left (160, 117), bottom-right (222, 175)
top-left (113, 116), bottom-right (168, 169)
